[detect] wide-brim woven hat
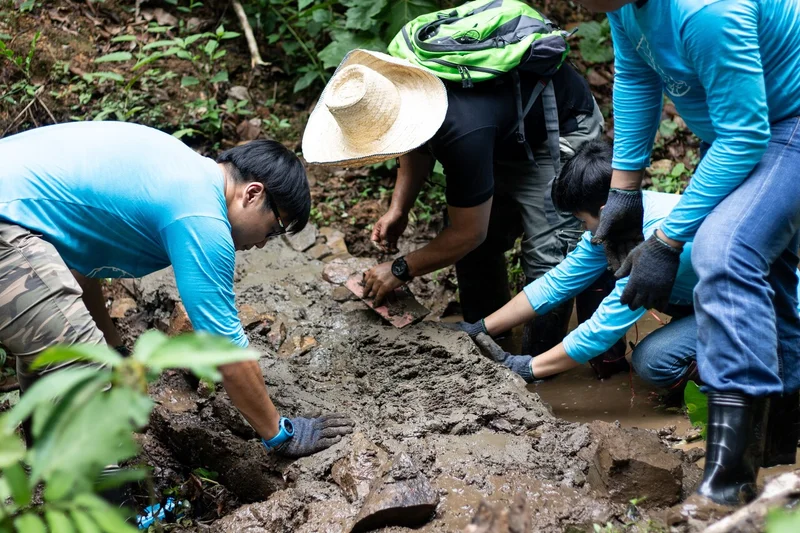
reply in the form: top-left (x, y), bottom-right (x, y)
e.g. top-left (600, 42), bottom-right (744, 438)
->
top-left (302, 49), bottom-right (448, 167)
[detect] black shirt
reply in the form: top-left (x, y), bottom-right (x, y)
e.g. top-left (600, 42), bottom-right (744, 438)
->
top-left (424, 63), bottom-right (595, 208)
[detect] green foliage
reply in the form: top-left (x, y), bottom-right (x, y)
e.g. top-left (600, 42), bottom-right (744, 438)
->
top-left (253, 0), bottom-right (439, 93)
top-left (0, 331), bottom-right (258, 532)
top-left (0, 31), bottom-right (41, 108)
top-left (650, 162), bottom-right (690, 194)
top-left (577, 18), bottom-right (613, 64)
top-left (684, 380), bottom-right (708, 439)
top-left (767, 506), bottom-right (800, 533)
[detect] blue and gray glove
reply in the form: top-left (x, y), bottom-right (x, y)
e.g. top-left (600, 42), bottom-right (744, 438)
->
top-left (441, 319), bottom-right (488, 339)
top-left (474, 333), bottom-right (535, 383)
top-left (270, 414), bottom-right (354, 458)
top-left (591, 188), bottom-right (644, 272)
top-left (616, 233), bottom-right (682, 312)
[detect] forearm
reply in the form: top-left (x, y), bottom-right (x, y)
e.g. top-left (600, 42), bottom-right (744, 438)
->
top-left (73, 272), bottom-right (122, 347)
top-left (531, 343), bottom-right (580, 378)
top-left (391, 153), bottom-right (431, 215)
top-left (405, 226), bottom-right (481, 277)
top-left (220, 360), bottom-right (281, 440)
top-left (610, 169), bottom-right (645, 191)
top-left (483, 291), bottom-right (536, 336)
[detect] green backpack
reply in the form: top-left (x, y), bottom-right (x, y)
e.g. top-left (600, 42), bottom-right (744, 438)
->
top-left (388, 0), bottom-right (571, 174)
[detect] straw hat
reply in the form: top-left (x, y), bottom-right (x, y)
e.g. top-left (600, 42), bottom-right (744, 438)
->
top-left (302, 49), bottom-right (448, 167)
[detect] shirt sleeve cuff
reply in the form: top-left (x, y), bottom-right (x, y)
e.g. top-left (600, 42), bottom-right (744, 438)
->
top-left (612, 154), bottom-right (652, 172)
top-left (523, 279), bottom-right (557, 316)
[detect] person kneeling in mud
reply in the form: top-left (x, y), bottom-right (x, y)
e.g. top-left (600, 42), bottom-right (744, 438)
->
top-left (0, 122), bottom-right (353, 456)
top-left (452, 140), bottom-right (800, 400)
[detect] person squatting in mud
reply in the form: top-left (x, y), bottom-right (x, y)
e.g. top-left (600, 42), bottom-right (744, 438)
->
top-left (452, 140), bottom-right (800, 409)
top-left (0, 121), bottom-right (353, 455)
top-left (301, 26), bottom-right (628, 378)
top-left (569, 0), bottom-right (800, 511)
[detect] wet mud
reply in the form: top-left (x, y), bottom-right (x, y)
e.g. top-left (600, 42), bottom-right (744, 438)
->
top-left (116, 237), bottom-right (712, 532)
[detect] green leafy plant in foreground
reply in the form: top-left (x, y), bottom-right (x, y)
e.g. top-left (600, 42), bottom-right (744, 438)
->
top-left (684, 380), bottom-right (708, 439)
top-left (767, 506), bottom-right (800, 533)
top-left (576, 18), bottom-right (614, 64)
top-left (0, 331), bottom-right (258, 532)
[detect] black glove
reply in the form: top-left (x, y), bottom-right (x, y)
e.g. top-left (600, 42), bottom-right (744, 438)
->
top-left (591, 189), bottom-right (645, 272)
top-left (441, 319), bottom-right (488, 339)
top-left (274, 414), bottom-right (354, 458)
top-left (615, 234), bottom-right (682, 312)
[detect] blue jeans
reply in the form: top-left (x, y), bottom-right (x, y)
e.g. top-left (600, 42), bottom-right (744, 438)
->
top-left (691, 116), bottom-right (800, 396)
top-left (632, 313), bottom-right (696, 388)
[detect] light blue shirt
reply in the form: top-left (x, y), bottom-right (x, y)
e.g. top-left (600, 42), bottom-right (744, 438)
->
top-left (608, 0), bottom-right (800, 241)
top-left (0, 122), bottom-right (247, 348)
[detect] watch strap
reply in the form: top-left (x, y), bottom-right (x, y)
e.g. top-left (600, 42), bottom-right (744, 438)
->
top-left (261, 417), bottom-right (295, 450)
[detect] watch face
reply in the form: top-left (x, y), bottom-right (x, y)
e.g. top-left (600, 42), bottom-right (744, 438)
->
top-left (392, 262), bottom-right (403, 277)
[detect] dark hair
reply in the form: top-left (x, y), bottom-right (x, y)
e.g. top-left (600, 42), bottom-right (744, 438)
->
top-left (217, 140), bottom-right (310, 234)
top-left (551, 139), bottom-right (613, 217)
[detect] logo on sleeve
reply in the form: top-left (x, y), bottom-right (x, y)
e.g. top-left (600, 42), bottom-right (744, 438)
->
top-left (636, 35), bottom-right (691, 97)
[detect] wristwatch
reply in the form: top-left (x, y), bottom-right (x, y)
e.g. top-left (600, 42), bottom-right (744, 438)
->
top-left (391, 256), bottom-right (413, 282)
top-left (261, 417), bottom-right (295, 450)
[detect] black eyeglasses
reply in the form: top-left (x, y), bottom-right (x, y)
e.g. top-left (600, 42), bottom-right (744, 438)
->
top-left (266, 193), bottom-right (286, 239)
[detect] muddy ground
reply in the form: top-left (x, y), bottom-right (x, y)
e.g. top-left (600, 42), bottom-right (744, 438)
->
top-left (103, 230), bottom-right (717, 533)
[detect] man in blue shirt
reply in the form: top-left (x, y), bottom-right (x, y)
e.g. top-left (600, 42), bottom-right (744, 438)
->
top-left (0, 122), bottom-right (353, 457)
top-left (565, 0), bottom-right (800, 506)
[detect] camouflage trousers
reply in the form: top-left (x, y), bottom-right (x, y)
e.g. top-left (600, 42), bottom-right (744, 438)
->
top-left (0, 222), bottom-right (104, 392)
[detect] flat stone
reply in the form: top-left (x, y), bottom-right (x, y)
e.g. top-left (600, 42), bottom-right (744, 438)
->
top-left (350, 453), bottom-right (439, 532)
top-left (327, 234), bottom-right (349, 256)
top-left (109, 297), bottom-right (137, 319)
top-left (586, 421), bottom-right (683, 507)
top-left (267, 320), bottom-right (286, 350)
top-left (307, 243), bottom-right (332, 260)
top-left (228, 85), bottom-right (250, 101)
top-left (238, 304), bottom-right (274, 330)
top-left (331, 433), bottom-right (388, 504)
top-left (332, 286), bottom-right (355, 302)
top-left (167, 302), bottom-right (193, 335)
top-left (236, 118), bottom-right (261, 141)
top-left (319, 227), bottom-right (345, 241)
top-left (277, 335), bottom-right (318, 357)
top-left (322, 258), bottom-right (374, 285)
top-left (283, 224), bottom-right (317, 252)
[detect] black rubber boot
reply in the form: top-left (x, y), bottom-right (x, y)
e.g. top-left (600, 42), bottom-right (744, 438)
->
top-left (697, 391), bottom-right (768, 506)
top-left (521, 298), bottom-right (573, 356)
top-left (763, 390), bottom-right (799, 468)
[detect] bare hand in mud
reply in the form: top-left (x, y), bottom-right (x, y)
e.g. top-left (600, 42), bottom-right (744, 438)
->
top-left (371, 209), bottom-right (407, 253)
top-left (274, 414), bottom-right (354, 458)
top-left (362, 262), bottom-right (403, 306)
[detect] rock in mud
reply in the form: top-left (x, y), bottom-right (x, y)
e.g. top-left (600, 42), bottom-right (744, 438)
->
top-left (109, 297), bottom-right (137, 318)
top-left (307, 243), bottom-right (332, 260)
top-left (350, 452), bottom-right (439, 532)
top-left (586, 421), bottom-right (683, 507)
top-left (331, 433), bottom-right (388, 504)
top-left (322, 257), bottom-right (374, 285)
top-left (332, 286), bottom-right (355, 302)
top-left (211, 488), bottom-right (309, 532)
top-left (167, 301), bottom-right (193, 335)
top-left (284, 224), bottom-right (317, 252)
top-left (465, 493), bottom-right (531, 533)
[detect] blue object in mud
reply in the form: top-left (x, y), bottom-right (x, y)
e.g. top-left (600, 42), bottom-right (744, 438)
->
top-left (136, 497), bottom-right (182, 530)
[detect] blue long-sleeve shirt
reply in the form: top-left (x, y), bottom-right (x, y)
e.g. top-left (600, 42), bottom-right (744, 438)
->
top-left (0, 122), bottom-right (248, 348)
top-left (608, 0), bottom-right (800, 241)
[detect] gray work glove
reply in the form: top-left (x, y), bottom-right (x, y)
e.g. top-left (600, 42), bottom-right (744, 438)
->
top-left (591, 189), bottom-right (645, 272)
top-left (441, 319), bottom-right (488, 339)
top-left (274, 414), bottom-right (354, 458)
top-left (616, 234), bottom-right (682, 312)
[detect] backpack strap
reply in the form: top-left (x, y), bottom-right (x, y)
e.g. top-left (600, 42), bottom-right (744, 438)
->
top-left (508, 70), bottom-right (546, 161)
top-left (542, 80), bottom-right (565, 225)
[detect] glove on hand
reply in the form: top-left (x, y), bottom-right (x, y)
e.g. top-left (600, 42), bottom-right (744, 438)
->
top-left (616, 234), bottom-right (682, 312)
top-left (441, 319), bottom-right (487, 339)
top-left (591, 189), bottom-right (645, 272)
top-left (274, 414), bottom-right (354, 458)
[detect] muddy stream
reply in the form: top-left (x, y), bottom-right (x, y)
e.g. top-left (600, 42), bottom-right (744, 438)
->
top-left (110, 231), bottom-right (794, 532)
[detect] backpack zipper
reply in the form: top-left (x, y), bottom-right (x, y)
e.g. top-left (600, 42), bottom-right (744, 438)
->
top-left (457, 65), bottom-right (474, 88)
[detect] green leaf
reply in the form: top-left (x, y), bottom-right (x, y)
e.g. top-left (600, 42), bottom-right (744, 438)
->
top-left (110, 35), bottom-right (137, 43)
top-left (684, 380), bottom-right (708, 439)
top-left (209, 70), bottom-right (229, 84)
top-left (94, 52), bottom-right (132, 63)
top-left (76, 493), bottom-right (139, 533)
top-left (147, 25), bottom-right (172, 34)
top-left (13, 514), bottom-right (46, 533)
top-left (145, 333), bottom-right (259, 381)
top-left (298, 0), bottom-right (314, 10)
top-left (1, 366), bottom-right (103, 432)
top-left (577, 20), bottom-right (614, 64)
top-left (44, 470), bottom-right (74, 502)
top-left (172, 128), bottom-right (201, 139)
top-left (293, 70), bottom-right (318, 93)
top-left (31, 344), bottom-right (122, 370)
top-left (5, 462), bottom-right (31, 507)
top-left (203, 39), bottom-right (219, 57)
top-left (70, 509), bottom-right (101, 533)
top-left (0, 432), bottom-right (25, 468)
top-left (184, 33), bottom-right (210, 46)
top-left (344, 0), bottom-right (387, 31)
top-left (319, 31), bottom-right (386, 70)
top-left (141, 40), bottom-right (177, 51)
top-left (181, 76), bottom-right (200, 87)
top-left (82, 72), bottom-right (125, 83)
top-left (45, 510), bottom-right (75, 533)
top-left (220, 31), bottom-right (240, 40)
top-left (385, 0), bottom-right (437, 39)
top-left (94, 467), bottom-right (149, 493)
top-left (767, 507), bottom-right (800, 533)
